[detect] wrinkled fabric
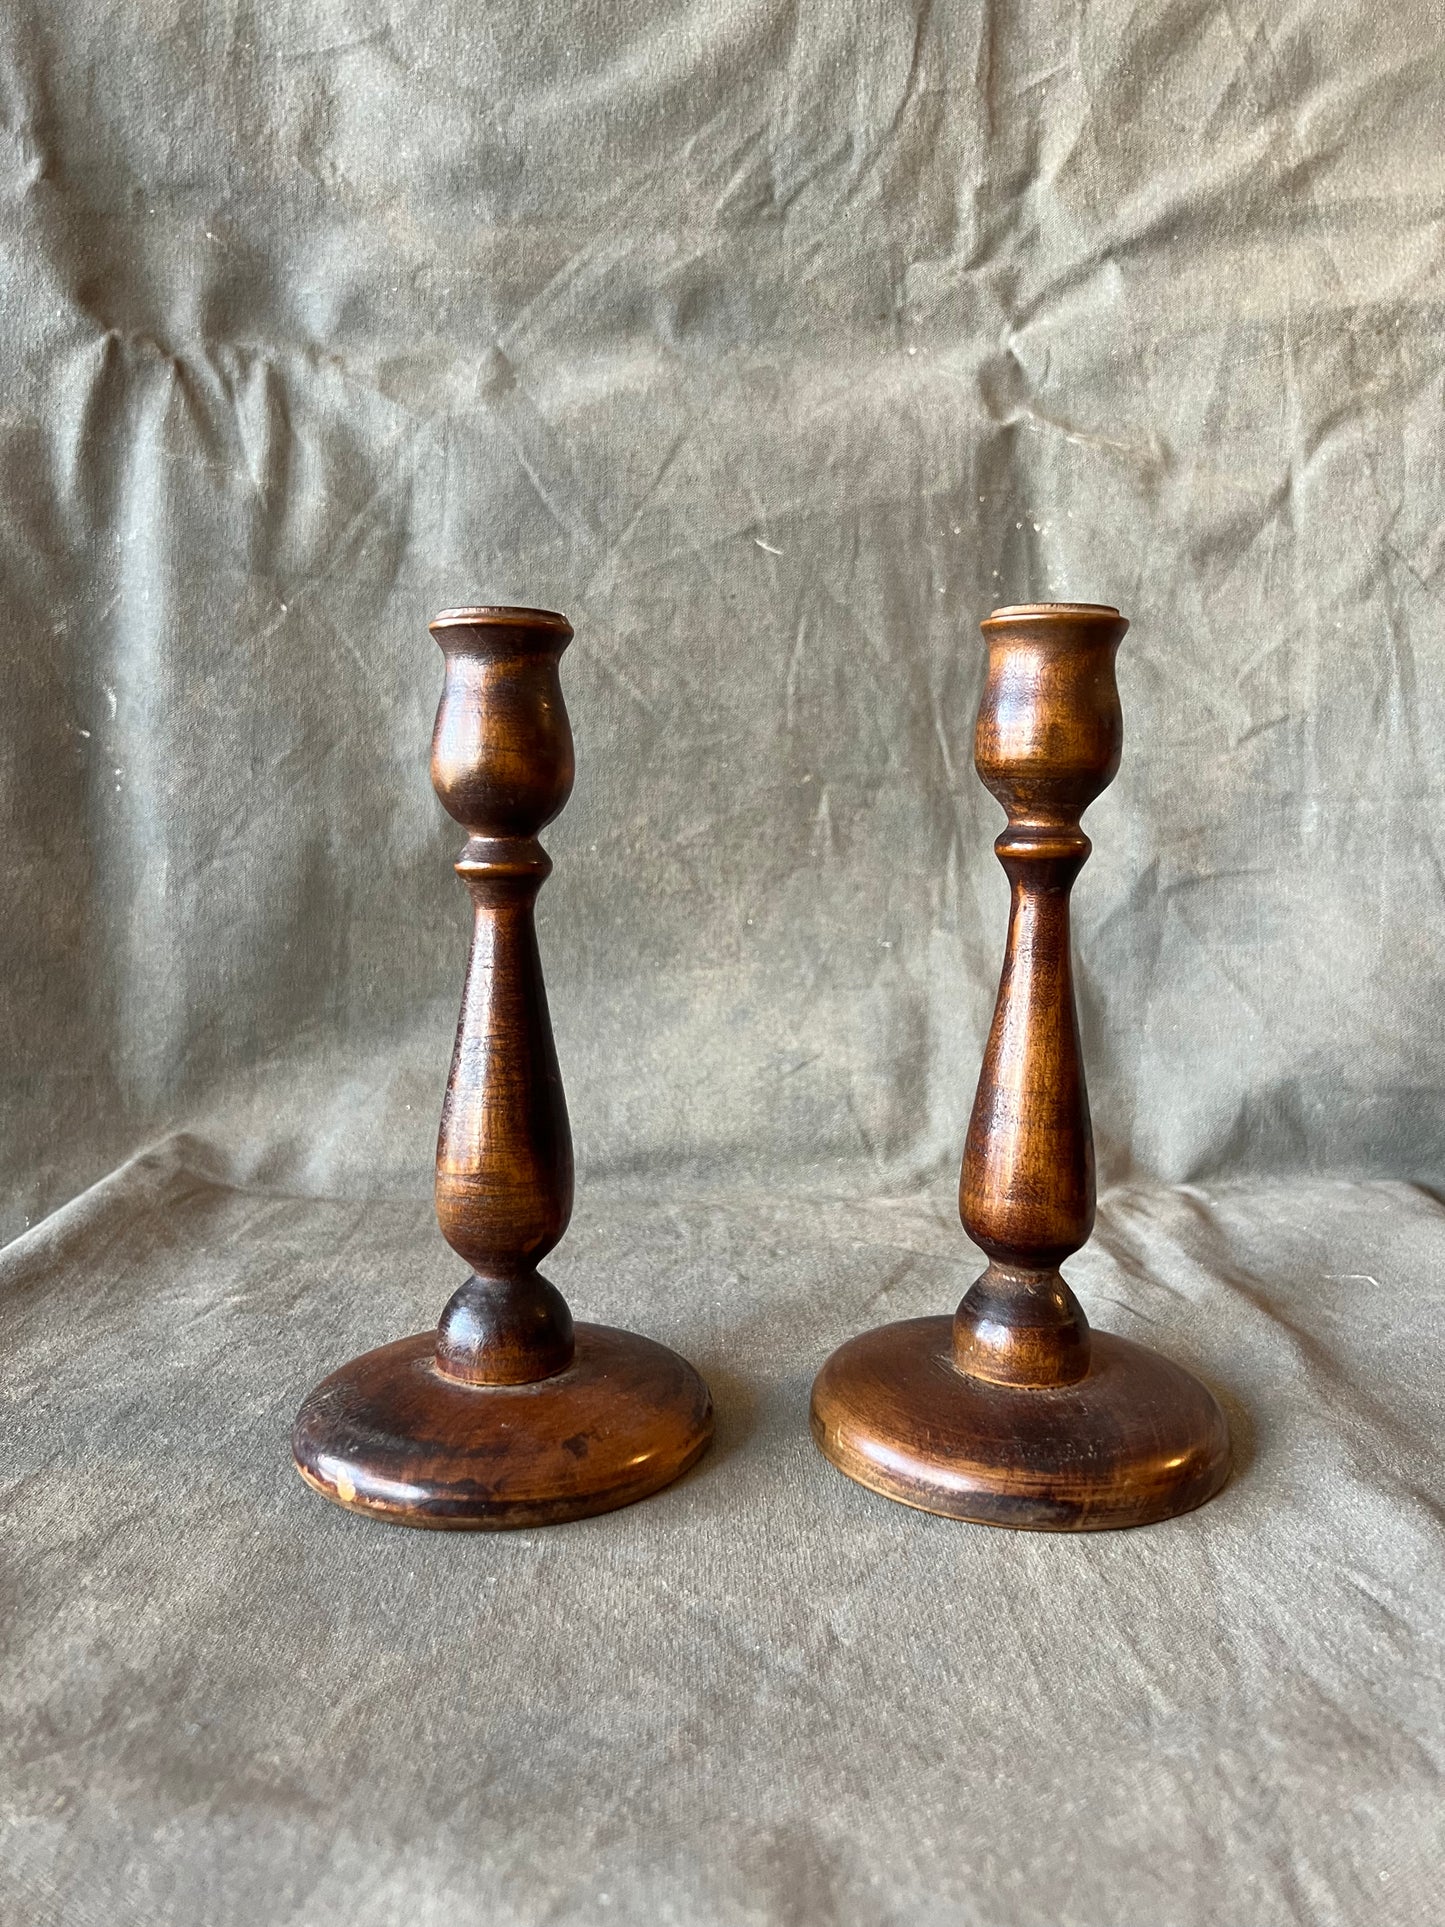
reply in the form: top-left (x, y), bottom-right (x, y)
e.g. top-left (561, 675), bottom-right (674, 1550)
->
top-left (4, 0), bottom-right (1445, 1225)
top-left (4, 1148), bottom-right (1444, 1925)
top-left (2, 0), bottom-right (1443, 1921)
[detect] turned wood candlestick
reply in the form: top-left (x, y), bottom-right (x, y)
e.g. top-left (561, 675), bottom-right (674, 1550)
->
top-left (293, 606), bottom-right (713, 1529)
top-left (811, 602), bottom-right (1230, 1530)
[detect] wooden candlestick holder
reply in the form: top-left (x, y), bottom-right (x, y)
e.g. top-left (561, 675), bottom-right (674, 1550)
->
top-left (293, 606), bottom-right (713, 1529)
top-left (811, 603), bottom-right (1230, 1530)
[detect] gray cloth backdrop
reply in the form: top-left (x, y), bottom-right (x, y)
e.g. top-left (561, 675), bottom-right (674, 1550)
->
top-left (3, 3), bottom-right (1442, 1923)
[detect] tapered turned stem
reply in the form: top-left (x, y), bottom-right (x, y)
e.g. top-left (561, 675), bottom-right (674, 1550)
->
top-left (291, 601), bottom-right (714, 1529)
top-left (430, 607), bottom-right (577, 1385)
top-left (954, 603), bottom-right (1127, 1388)
top-left (809, 596), bottom-right (1228, 1528)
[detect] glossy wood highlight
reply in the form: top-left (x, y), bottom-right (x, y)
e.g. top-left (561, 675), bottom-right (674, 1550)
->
top-left (293, 606), bottom-right (713, 1528)
top-left (811, 603), bottom-right (1230, 1531)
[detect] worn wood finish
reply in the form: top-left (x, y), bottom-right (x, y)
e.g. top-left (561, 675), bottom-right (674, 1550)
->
top-left (429, 606), bottom-right (578, 1387)
top-left (811, 603), bottom-right (1230, 1530)
top-left (293, 606), bottom-right (713, 1528)
top-left (811, 1322), bottom-right (1229, 1530)
top-left (294, 1327), bottom-right (713, 1530)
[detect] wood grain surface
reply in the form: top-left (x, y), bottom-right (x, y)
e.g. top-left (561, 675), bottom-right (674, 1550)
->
top-left (811, 603), bottom-right (1231, 1530)
top-left (293, 607), bottom-right (713, 1528)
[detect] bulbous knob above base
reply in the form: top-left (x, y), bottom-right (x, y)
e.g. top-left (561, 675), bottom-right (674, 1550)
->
top-left (435, 1272), bottom-right (576, 1385)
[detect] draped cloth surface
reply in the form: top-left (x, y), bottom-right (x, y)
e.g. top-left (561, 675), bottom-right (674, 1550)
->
top-left (2, 3), bottom-right (1442, 1922)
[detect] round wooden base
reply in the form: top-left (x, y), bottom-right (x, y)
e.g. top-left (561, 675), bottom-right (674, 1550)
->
top-left (293, 1324), bottom-right (713, 1530)
top-left (810, 1316), bottom-right (1229, 1531)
